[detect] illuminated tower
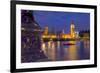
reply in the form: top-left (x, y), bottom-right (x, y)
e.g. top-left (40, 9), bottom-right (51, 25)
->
top-left (44, 25), bottom-right (48, 35)
top-left (70, 21), bottom-right (75, 38)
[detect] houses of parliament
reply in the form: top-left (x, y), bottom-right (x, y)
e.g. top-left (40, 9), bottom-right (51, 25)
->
top-left (42, 21), bottom-right (77, 40)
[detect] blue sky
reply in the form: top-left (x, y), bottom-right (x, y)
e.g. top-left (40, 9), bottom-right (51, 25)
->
top-left (33, 10), bottom-right (90, 33)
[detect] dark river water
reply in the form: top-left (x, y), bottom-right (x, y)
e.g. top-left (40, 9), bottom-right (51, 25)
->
top-left (41, 40), bottom-right (90, 61)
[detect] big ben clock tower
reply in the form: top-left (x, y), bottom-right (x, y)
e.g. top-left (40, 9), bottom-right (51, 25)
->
top-left (70, 21), bottom-right (75, 38)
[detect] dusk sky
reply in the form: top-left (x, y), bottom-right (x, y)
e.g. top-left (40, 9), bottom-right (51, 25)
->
top-left (33, 10), bottom-right (90, 33)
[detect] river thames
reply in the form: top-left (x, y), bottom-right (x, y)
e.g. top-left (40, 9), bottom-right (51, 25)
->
top-left (41, 40), bottom-right (90, 61)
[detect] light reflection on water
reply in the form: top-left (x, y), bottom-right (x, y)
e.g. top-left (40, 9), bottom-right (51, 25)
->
top-left (41, 40), bottom-right (90, 61)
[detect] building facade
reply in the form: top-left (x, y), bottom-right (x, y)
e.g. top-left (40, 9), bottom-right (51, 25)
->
top-left (21, 10), bottom-right (47, 62)
top-left (42, 21), bottom-right (76, 39)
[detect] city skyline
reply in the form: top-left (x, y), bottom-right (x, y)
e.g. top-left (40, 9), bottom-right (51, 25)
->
top-left (21, 10), bottom-right (90, 63)
top-left (33, 10), bottom-right (90, 33)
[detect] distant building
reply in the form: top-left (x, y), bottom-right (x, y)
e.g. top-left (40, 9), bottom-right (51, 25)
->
top-left (79, 30), bottom-right (90, 38)
top-left (75, 31), bottom-right (79, 38)
top-left (42, 21), bottom-right (76, 39)
top-left (61, 21), bottom-right (76, 38)
top-left (43, 25), bottom-right (48, 35)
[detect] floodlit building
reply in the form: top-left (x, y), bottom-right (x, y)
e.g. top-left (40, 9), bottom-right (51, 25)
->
top-left (42, 21), bottom-right (76, 39)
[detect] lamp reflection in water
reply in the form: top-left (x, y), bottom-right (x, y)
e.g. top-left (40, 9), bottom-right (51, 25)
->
top-left (64, 41), bottom-right (77, 60)
top-left (41, 39), bottom-right (90, 61)
top-left (41, 40), bottom-right (56, 61)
